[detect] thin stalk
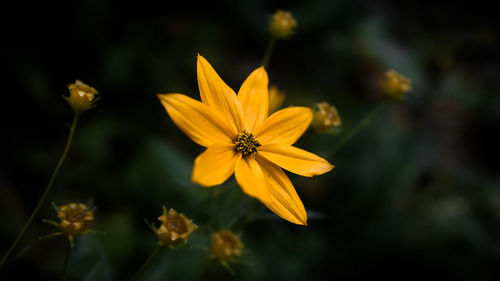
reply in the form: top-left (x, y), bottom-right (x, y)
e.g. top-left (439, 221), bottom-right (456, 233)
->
top-left (130, 245), bottom-right (165, 281)
top-left (0, 113), bottom-right (80, 268)
top-left (60, 240), bottom-right (71, 281)
top-left (326, 102), bottom-right (386, 157)
top-left (262, 36), bottom-right (277, 69)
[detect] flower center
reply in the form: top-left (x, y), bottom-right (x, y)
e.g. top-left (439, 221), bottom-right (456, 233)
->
top-left (233, 131), bottom-right (261, 157)
top-left (220, 233), bottom-right (238, 249)
top-left (63, 208), bottom-right (87, 223)
top-left (167, 215), bottom-right (188, 234)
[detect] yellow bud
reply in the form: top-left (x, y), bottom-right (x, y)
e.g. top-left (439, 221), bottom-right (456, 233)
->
top-left (210, 230), bottom-right (243, 262)
top-left (268, 86), bottom-right (285, 114)
top-left (269, 10), bottom-right (297, 39)
top-left (381, 70), bottom-right (411, 100)
top-left (156, 206), bottom-right (197, 246)
top-left (57, 203), bottom-right (94, 237)
top-left (64, 80), bottom-right (99, 113)
top-left (311, 102), bottom-right (342, 133)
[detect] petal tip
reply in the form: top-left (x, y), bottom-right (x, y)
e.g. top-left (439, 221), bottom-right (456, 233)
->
top-left (197, 54), bottom-right (209, 65)
top-left (255, 66), bottom-right (267, 73)
top-left (291, 216), bottom-right (307, 226)
top-left (190, 175), bottom-right (213, 188)
top-left (327, 164), bottom-right (335, 171)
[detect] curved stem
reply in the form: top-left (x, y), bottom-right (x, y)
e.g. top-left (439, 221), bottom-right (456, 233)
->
top-left (60, 240), bottom-right (72, 281)
top-left (130, 245), bottom-right (165, 281)
top-left (0, 113), bottom-right (80, 268)
top-left (326, 102), bottom-right (386, 158)
top-left (262, 36), bottom-right (277, 69)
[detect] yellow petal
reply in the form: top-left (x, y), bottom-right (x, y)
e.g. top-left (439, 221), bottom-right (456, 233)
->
top-left (234, 157), bottom-right (271, 205)
top-left (258, 144), bottom-right (334, 177)
top-left (254, 107), bottom-right (312, 145)
top-left (158, 93), bottom-right (234, 147)
top-left (192, 144), bottom-right (238, 187)
top-left (197, 55), bottom-right (245, 133)
top-left (237, 67), bottom-right (269, 131)
top-left (257, 156), bottom-right (307, 225)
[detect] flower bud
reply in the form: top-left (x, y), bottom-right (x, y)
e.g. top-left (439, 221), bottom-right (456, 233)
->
top-left (57, 203), bottom-right (94, 237)
top-left (210, 230), bottom-right (243, 262)
top-left (269, 85), bottom-right (285, 114)
top-left (269, 10), bottom-right (297, 39)
top-left (381, 70), bottom-right (411, 100)
top-left (311, 102), bottom-right (342, 133)
top-left (156, 206), bottom-right (197, 246)
top-left (64, 80), bottom-right (99, 113)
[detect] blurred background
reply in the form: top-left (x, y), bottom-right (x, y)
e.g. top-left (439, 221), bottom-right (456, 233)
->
top-left (1, 0), bottom-right (499, 280)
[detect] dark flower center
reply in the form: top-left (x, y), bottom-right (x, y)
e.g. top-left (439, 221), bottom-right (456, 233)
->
top-left (220, 233), bottom-right (238, 249)
top-left (63, 208), bottom-right (87, 223)
top-left (167, 215), bottom-right (188, 234)
top-left (234, 131), bottom-right (261, 157)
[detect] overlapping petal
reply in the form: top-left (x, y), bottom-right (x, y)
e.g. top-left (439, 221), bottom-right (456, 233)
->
top-left (158, 93), bottom-right (234, 147)
top-left (259, 144), bottom-right (334, 177)
top-left (192, 144), bottom-right (239, 186)
top-left (197, 55), bottom-right (245, 133)
top-left (237, 67), bottom-right (269, 131)
top-left (254, 107), bottom-right (312, 145)
top-left (234, 157), bottom-right (271, 205)
top-left (160, 55), bottom-right (335, 226)
top-left (257, 156), bottom-right (307, 225)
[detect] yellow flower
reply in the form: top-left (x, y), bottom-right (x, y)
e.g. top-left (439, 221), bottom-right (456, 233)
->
top-left (158, 55), bottom-right (334, 225)
top-left (156, 206), bottom-right (198, 246)
top-left (311, 102), bottom-right (342, 132)
top-left (40, 202), bottom-right (96, 247)
top-left (381, 70), bottom-right (411, 100)
top-left (210, 230), bottom-right (243, 262)
top-left (268, 85), bottom-right (285, 114)
top-left (64, 80), bottom-right (99, 113)
top-left (57, 203), bottom-right (94, 237)
top-left (270, 10), bottom-right (297, 39)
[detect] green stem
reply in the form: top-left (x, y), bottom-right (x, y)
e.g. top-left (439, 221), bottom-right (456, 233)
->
top-left (130, 245), bottom-right (165, 281)
top-left (60, 240), bottom-right (72, 281)
top-left (262, 36), bottom-right (277, 69)
top-left (326, 102), bottom-right (386, 157)
top-left (0, 113), bottom-right (80, 268)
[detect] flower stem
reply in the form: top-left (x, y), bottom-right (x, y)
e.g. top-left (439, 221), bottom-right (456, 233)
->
top-left (326, 102), bottom-right (387, 157)
top-left (60, 240), bottom-right (72, 281)
top-left (262, 36), bottom-right (277, 69)
top-left (130, 245), bottom-right (165, 281)
top-left (0, 113), bottom-right (80, 268)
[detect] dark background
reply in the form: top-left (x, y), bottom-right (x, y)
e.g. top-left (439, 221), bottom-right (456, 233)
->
top-left (1, 0), bottom-right (499, 280)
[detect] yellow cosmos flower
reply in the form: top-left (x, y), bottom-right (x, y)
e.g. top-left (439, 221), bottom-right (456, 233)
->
top-left (311, 102), bottom-right (342, 133)
top-left (210, 230), bottom-right (243, 262)
top-left (41, 202), bottom-right (95, 247)
top-left (64, 80), bottom-right (99, 113)
top-left (381, 70), bottom-right (411, 100)
top-left (270, 10), bottom-right (297, 39)
top-left (57, 203), bottom-right (94, 237)
top-left (156, 206), bottom-right (198, 246)
top-left (157, 55), bottom-right (334, 225)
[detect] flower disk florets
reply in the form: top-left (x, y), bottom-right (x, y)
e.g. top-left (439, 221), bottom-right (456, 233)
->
top-left (233, 131), bottom-right (261, 158)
